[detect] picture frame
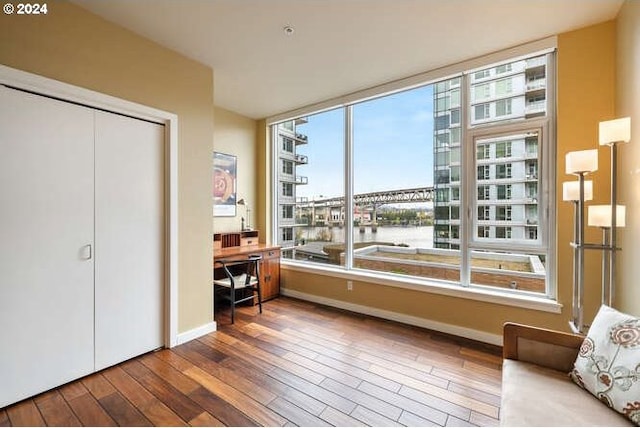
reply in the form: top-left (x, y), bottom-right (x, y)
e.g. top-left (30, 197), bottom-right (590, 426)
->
top-left (213, 151), bottom-right (237, 217)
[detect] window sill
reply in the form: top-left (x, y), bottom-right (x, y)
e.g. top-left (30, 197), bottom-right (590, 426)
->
top-left (281, 260), bottom-right (562, 314)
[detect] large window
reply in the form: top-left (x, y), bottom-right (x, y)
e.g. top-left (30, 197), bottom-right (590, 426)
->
top-left (271, 50), bottom-right (554, 298)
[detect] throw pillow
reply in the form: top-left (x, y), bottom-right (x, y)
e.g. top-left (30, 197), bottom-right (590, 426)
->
top-left (570, 304), bottom-right (640, 425)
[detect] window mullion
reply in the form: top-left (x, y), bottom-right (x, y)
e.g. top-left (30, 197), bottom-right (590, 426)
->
top-left (460, 74), bottom-right (471, 287)
top-left (344, 106), bottom-right (354, 270)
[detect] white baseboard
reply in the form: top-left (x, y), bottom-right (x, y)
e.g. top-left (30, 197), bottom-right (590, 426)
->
top-left (281, 288), bottom-right (503, 346)
top-left (174, 321), bottom-right (217, 346)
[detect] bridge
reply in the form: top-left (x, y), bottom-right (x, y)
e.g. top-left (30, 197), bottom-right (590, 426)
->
top-left (297, 186), bottom-right (434, 208)
top-left (296, 186), bottom-right (435, 228)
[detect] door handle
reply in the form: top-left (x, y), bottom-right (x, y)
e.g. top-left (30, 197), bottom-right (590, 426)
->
top-left (81, 244), bottom-right (92, 260)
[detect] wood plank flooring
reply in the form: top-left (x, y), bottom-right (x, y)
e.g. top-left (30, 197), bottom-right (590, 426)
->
top-left (0, 297), bottom-right (503, 426)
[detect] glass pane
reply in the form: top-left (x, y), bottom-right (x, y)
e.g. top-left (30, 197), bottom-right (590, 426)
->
top-left (469, 54), bottom-right (547, 126)
top-left (350, 83), bottom-right (460, 281)
top-left (474, 130), bottom-right (541, 246)
top-left (470, 250), bottom-right (546, 295)
top-left (275, 110), bottom-right (345, 265)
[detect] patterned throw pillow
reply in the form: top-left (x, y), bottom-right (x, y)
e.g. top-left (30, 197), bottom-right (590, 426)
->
top-left (570, 305), bottom-right (640, 425)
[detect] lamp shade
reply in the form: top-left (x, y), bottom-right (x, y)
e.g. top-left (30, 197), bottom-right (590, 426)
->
top-left (566, 149), bottom-right (598, 174)
top-left (562, 180), bottom-right (593, 201)
top-left (599, 117), bottom-right (631, 145)
top-left (588, 205), bottom-right (626, 228)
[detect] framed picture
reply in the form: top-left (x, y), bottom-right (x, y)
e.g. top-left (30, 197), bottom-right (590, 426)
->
top-left (213, 151), bottom-right (237, 217)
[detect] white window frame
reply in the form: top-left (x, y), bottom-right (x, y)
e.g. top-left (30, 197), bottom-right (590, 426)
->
top-left (268, 39), bottom-right (558, 310)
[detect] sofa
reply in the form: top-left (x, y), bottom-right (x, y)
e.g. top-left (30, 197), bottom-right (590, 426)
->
top-left (500, 322), bottom-right (634, 426)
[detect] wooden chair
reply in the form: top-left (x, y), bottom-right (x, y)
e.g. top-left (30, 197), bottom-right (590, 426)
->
top-left (213, 254), bottom-right (263, 324)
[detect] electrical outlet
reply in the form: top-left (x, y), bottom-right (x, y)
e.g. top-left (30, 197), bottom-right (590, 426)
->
top-left (347, 280), bottom-right (353, 291)
top-left (510, 281), bottom-right (518, 289)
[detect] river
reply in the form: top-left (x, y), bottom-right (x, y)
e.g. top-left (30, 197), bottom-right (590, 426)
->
top-left (297, 225), bottom-right (434, 248)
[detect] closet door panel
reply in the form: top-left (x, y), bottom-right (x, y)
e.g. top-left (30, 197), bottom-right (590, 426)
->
top-left (0, 87), bottom-right (95, 407)
top-left (94, 111), bottom-right (165, 370)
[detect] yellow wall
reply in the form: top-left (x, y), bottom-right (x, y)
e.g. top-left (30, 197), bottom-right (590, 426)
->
top-left (277, 21), bottom-right (618, 339)
top-left (213, 107), bottom-right (258, 233)
top-left (256, 119), bottom-right (271, 244)
top-left (557, 20), bottom-right (618, 323)
top-left (0, 2), bottom-right (215, 333)
top-left (616, 0), bottom-right (640, 316)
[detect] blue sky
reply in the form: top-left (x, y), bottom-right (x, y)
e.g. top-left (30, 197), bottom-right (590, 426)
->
top-left (295, 85), bottom-right (434, 200)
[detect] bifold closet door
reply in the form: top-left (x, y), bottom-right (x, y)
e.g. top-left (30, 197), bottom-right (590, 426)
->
top-left (94, 110), bottom-right (165, 371)
top-left (0, 86), bottom-right (95, 408)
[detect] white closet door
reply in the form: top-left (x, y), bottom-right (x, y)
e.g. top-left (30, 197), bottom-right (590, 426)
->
top-left (94, 110), bottom-right (165, 370)
top-left (0, 87), bottom-right (95, 408)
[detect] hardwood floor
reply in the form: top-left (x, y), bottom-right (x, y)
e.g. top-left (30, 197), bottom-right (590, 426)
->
top-left (0, 297), bottom-right (503, 427)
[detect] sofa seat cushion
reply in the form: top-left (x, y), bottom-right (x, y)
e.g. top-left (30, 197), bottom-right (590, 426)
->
top-left (501, 359), bottom-right (633, 426)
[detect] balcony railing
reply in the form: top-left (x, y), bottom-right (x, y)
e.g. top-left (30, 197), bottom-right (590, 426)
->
top-left (295, 176), bottom-right (308, 185)
top-left (525, 100), bottom-right (546, 115)
top-left (294, 133), bottom-right (308, 144)
top-left (295, 154), bottom-right (308, 164)
top-left (526, 78), bottom-right (546, 91)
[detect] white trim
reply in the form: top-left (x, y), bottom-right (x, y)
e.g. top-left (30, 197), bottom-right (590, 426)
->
top-left (0, 64), bottom-right (180, 348)
top-left (175, 321), bottom-right (217, 346)
top-left (266, 36), bottom-right (557, 125)
top-left (281, 262), bottom-right (563, 314)
top-left (281, 288), bottom-right (503, 346)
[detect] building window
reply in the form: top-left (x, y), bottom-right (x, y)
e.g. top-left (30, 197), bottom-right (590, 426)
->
top-left (477, 165), bottom-right (490, 180)
top-left (450, 109), bottom-right (460, 125)
top-left (450, 166), bottom-right (460, 183)
top-left (282, 137), bottom-right (294, 153)
top-left (271, 50), bottom-right (554, 298)
top-left (496, 205), bottom-right (512, 221)
top-left (473, 83), bottom-right (490, 101)
top-left (475, 69), bottom-right (490, 80)
top-left (495, 141), bottom-right (512, 158)
top-left (477, 144), bottom-right (490, 160)
top-left (450, 187), bottom-right (460, 201)
top-left (478, 205), bottom-right (490, 220)
top-left (281, 227), bottom-right (293, 242)
top-left (450, 127), bottom-right (461, 144)
top-left (496, 226), bottom-right (512, 239)
top-left (475, 103), bottom-right (490, 121)
top-left (451, 205), bottom-right (460, 220)
top-left (478, 185), bottom-right (490, 200)
top-left (281, 205), bottom-right (293, 219)
top-left (496, 99), bottom-right (512, 116)
top-left (496, 63), bottom-right (512, 74)
top-left (282, 182), bottom-right (293, 197)
top-left (497, 184), bottom-right (512, 200)
top-left (282, 160), bottom-right (293, 175)
top-left (436, 188), bottom-right (449, 203)
top-left (436, 133), bottom-right (449, 148)
top-left (495, 78), bottom-right (513, 96)
top-left (496, 163), bottom-right (512, 179)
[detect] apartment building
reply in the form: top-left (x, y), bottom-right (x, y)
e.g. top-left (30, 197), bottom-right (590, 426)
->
top-left (276, 118), bottom-right (308, 249)
top-left (433, 54), bottom-right (547, 249)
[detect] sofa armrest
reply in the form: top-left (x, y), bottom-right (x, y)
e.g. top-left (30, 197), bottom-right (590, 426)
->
top-left (503, 322), bottom-right (585, 372)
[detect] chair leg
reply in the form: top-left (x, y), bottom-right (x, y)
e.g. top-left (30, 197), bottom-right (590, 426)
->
top-left (256, 280), bottom-right (263, 314)
top-left (230, 286), bottom-right (235, 324)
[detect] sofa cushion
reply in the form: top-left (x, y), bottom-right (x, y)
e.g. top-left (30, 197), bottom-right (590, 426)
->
top-left (570, 305), bottom-right (640, 425)
top-left (501, 359), bottom-right (632, 426)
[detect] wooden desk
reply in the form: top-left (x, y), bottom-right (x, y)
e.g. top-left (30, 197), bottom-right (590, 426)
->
top-left (214, 244), bottom-right (281, 301)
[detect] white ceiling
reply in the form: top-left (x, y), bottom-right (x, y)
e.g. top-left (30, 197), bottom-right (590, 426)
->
top-left (72, 0), bottom-right (623, 120)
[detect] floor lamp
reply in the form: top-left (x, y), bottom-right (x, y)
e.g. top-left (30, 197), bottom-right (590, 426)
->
top-left (564, 117), bottom-right (630, 334)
